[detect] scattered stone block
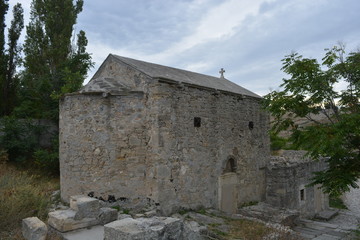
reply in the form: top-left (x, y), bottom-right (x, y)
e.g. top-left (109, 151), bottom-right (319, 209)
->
top-left (159, 217), bottom-right (183, 239)
top-left (104, 217), bottom-right (182, 240)
top-left (22, 217), bottom-right (47, 240)
top-left (315, 210), bottom-right (338, 221)
top-left (182, 220), bottom-right (207, 240)
top-left (104, 218), bottom-right (144, 240)
top-left (98, 207), bottom-right (118, 225)
top-left (70, 195), bottom-right (100, 220)
top-left (61, 225), bottom-right (104, 240)
top-left (48, 209), bottom-right (98, 232)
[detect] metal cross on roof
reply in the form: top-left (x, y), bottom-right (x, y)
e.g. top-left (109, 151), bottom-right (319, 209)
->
top-left (219, 68), bottom-right (225, 78)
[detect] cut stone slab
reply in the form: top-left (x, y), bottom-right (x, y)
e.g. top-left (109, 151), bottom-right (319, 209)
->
top-left (70, 195), bottom-right (100, 220)
top-left (315, 209), bottom-right (339, 221)
top-left (104, 218), bottom-right (146, 240)
top-left (48, 209), bottom-right (98, 232)
top-left (62, 225), bottom-right (104, 240)
top-left (98, 207), bottom-right (118, 225)
top-left (104, 217), bottom-right (183, 240)
top-left (22, 217), bottom-right (47, 240)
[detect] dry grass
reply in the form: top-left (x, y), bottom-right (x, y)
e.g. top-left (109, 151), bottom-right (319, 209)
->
top-left (206, 217), bottom-right (273, 240)
top-left (206, 216), bottom-right (302, 240)
top-left (0, 163), bottom-right (59, 239)
top-left (226, 218), bottom-right (272, 239)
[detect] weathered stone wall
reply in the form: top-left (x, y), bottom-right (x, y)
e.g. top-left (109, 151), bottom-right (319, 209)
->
top-left (59, 92), bottom-right (158, 202)
top-left (145, 81), bottom-right (270, 214)
top-left (0, 118), bottom-right (57, 148)
top-left (60, 58), bottom-right (160, 203)
top-left (266, 151), bottom-right (328, 217)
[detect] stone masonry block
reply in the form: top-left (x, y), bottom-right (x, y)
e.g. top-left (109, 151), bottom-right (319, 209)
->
top-left (70, 195), bottom-right (100, 220)
top-left (104, 218), bottom-right (146, 240)
top-left (48, 209), bottom-right (99, 232)
top-left (22, 217), bottom-right (47, 240)
top-left (98, 207), bottom-right (118, 225)
top-left (104, 217), bottom-right (183, 240)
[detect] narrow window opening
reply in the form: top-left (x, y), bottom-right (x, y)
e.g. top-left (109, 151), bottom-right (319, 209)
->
top-left (194, 117), bottom-right (201, 127)
top-left (248, 121), bottom-right (254, 130)
top-left (300, 189), bottom-right (305, 201)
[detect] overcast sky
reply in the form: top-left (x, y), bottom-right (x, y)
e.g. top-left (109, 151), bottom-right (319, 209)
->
top-left (6, 0), bottom-right (360, 96)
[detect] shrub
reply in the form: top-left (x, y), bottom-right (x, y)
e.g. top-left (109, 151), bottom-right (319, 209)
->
top-left (0, 149), bottom-right (8, 164)
top-left (270, 132), bottom-right (288, 151)
top-left (0, 116), bottom-right (41, 163)
top-left (34, 138), bottom-right (59, 175)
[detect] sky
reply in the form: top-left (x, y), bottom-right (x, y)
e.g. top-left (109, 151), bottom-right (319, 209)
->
top-left (6, 0), bottom-right (360, 96)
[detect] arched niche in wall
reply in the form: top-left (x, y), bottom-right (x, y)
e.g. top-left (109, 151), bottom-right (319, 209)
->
top-left (223, 156), bottom-right (237, 174)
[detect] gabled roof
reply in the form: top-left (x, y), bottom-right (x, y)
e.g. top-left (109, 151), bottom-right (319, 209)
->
top-left (85, 54), bottom-right (261, 98)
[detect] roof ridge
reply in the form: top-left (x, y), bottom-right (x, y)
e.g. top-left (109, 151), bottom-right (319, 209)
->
top-left (110, 54), bottom-right (154, 79)
top-left (111, 54), bottom-right (223, 80)
top-left (89, 54), bottom-right (261, 98)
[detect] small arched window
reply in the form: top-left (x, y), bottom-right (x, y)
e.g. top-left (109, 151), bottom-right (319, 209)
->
top-left (223, 158), bottom-right (237, 173)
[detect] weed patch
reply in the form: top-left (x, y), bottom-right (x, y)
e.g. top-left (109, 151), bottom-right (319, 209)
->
top-left (0, 164), bottom-right (59, 238)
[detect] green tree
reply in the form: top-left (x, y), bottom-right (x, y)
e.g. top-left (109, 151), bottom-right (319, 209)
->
top-left (17, 0), bottom-right (93, 120)
top-left (0, 1), bottom-right (24, 116)
top-left (0, 0), bottom-right (8, 74)
top-left (0, 3), bottom-right (24, 116)
top-left (264, 44), bottom-right (360, 196)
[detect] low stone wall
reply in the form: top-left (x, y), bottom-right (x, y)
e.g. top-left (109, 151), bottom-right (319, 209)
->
top-left (0, 118), bottom-right (58, 148)
top-left (266, 150), bottom-right (329, 217)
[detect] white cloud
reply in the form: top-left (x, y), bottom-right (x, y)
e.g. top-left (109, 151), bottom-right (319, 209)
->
top-left (5, 0), bottom-right (360, 95)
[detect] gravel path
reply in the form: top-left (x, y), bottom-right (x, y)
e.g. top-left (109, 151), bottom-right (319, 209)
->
top-left (343, 180), bottom-right (360, 217)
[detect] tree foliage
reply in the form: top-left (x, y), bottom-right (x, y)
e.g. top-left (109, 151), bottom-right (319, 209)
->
top-left (0, 0), bottom-right (92, 175)
top-left (17, 0), bottom-right (93, 120)
top-left (0, 1), bottom-right (24, 116)
top-left (264, 45), bottom-right (360, 196)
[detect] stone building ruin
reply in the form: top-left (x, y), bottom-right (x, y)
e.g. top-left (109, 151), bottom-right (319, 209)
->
top-left (266, 150), bottom-right (329, 217)
top-left (59, 55), bottom-right (328, 216)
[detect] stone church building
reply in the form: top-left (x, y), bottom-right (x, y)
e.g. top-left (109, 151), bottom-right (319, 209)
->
top-left (59, 55), bottom-right (327, 216)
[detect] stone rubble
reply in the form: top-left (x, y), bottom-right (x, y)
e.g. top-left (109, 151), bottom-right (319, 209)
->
top-left (70, 195), bottom-right (100, 220)
top-left (182, 220), bottom-right (208, 240)
top-left (22, 217), bottom-right (48, 240)
top-left (48, 209), bottom-right (99, 232)
top-left (104, 216), bottom-right (206, 240)
top-left (48, 195), bottom-right (117, 232)
top-left (46, 195), bottom-right (208, 239)
top-left (98, 207), bottom-right (118, 225)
